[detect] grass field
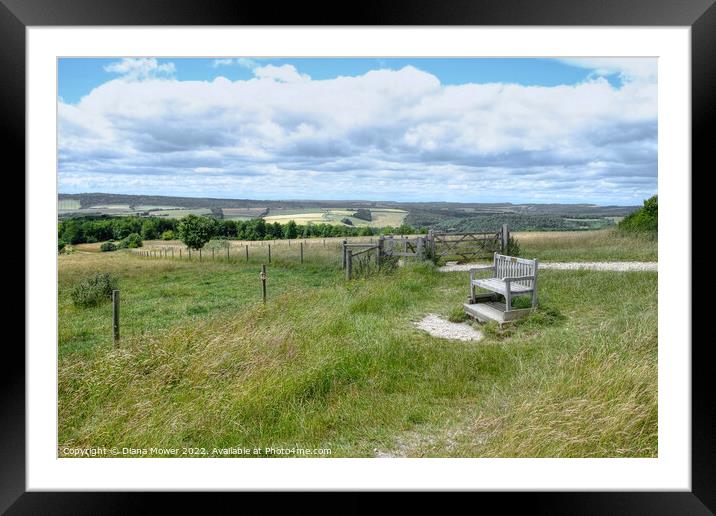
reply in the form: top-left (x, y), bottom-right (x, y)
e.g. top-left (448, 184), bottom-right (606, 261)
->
top-left (58, 229), bottom-right (657, 458)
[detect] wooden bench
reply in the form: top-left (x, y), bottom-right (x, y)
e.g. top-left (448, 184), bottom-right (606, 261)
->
top-left (469, 253), bottom-right (539, 311)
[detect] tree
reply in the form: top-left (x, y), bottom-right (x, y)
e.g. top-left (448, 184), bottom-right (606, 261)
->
top-left (178, 215), bottom-right (215, 250)
top-left (284, 220), bottom-right (298, 239)
top-left (141, 219), bottom-right (160, 240)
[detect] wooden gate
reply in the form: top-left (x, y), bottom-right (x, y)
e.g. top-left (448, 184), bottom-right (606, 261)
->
top-left (427, 225), bottom-right (509, 262)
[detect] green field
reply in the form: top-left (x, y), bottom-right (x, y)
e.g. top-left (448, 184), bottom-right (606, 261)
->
top-left (58, 230), bottom-right (657, 457)
top-left (59, 199), bottom-right (81, 211)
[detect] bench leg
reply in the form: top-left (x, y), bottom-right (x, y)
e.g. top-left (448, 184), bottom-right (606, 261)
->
top-left (505, 289), bottom-right (512, 312)
top-left (469, 270), bottom-right (475, 303)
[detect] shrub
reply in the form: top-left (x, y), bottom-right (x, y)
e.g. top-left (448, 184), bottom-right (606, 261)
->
top-left (58, 240), bottom-right (67, 252)
top-left (161, 230), bottom-right (174, 241)
top-left (70, 273), bottom-right (117, 308)
top-left (619, 195), bottom-right (657, 233)
top-left (100, 242), bottom-right (117, 252)
top-left (117, 233), bottom-right (143, 249)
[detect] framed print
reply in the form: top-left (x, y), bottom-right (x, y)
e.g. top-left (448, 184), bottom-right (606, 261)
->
top-left (5, 0), bottom-right (713, 512)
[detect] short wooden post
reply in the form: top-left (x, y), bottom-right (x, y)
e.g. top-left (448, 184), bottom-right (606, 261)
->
top-left (300, 242), bottom-right (304, 264)
top-left (212, 248), bottom-right (215, 260)
top-left (112, 290), bottom-right (120, 345)
top-left (377, 236), bottom-right (384, 267)
top-left (288, 239), bottom-right (291, 247)
top-left (501, 224), bottom-right (509, 254)
top-left (268, 244), bottom-right (271, 263)
top-left (345, 249), bottom-right (353, 280)
top-left (245, 244), bottom-right (249, 262)
top-left (179, 249), bottom-right (182, 259)
top-left (416, 237), bottom-right (424, 261)
top-left (199, 248), bottom-right (202, 261)
top-left (323, 238), bottom-right (325, 247)
top-left (260, 264), bottom-right (267, 303)
top-left (226, 246), bottom-right (230, 261)
top-left (342, 240), bottom-right (347, 269)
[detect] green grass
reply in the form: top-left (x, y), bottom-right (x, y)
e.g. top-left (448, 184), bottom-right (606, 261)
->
top-left (514, 228), bottom-right (657, 262)
top-left (58, 251), bottom-right (342, 355)
top-left (58, 246), bottom-right (657, 458)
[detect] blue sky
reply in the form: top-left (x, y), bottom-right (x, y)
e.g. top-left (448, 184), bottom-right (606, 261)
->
top-left (58, 57), bottom-right (657, 204)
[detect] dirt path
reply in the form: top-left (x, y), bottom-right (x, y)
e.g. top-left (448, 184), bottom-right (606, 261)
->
top-left (438, 261), bottom-right (657, 272)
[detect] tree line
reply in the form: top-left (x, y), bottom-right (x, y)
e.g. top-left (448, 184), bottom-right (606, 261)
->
top-left (58, 214), bottom-right (422, 250)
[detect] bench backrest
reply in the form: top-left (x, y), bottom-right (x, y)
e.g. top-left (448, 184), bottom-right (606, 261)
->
top-left (493, 253), bottom-right (538, 288)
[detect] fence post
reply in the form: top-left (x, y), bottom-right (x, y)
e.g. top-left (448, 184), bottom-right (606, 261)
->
top-left (260, 264), bottom-right (267, 303)
top-left (212, 248), bottom-right (215, 261)
top-left (188, 248), bottom-right (191, 260)
top-left (112, 290), bottom-right (120, 346)
top-left (179, 249), bottom-right (182, 259)
top-left (227, 245), bottom-right (230, 261)
top-left (268, 244), bottom-right (271, 263)
top-left (345, 249), bottom-right (353, 281)
top-left (342, 240), bottom-right (347, 269)
top-left (245, 244), bottom-right (249, 262)
top-left (171, 248), bottom-right (174, 258)
top-left (300, 242), bottom-right (304, 264)
top-left (417, 236), bottom-right (424, 261)
top-left (501, 224), bottom-right (509, 254)
top-left (377, 236), bottom-right (384, 267)
top-left (199, 248), bottom-right (202, 261)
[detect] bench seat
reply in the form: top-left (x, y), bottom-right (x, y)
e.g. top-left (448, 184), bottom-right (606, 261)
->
top-left (472, 278), bottom-right (534, 296)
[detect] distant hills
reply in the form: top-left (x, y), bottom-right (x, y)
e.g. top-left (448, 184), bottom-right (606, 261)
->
top-left (58, 192), bottom-right (640, 231)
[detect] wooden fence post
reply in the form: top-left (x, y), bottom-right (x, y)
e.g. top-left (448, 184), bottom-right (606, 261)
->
top-left (345, 249), bottom-right (353, 280)
top-left (417, 236), bottom-right (424, 261)
top-left (377, 236), bottom-right (384, 267)
top-left (179, 249), bottom-right (182, 259)
top-left (268, 244), bottom-right (271, 263)
top-left (260, 264), bottom-right (267, 303)
top-left (245, 244), bottom-right (249, 262)
top-left (300, 242), bottom-right (304, 264)
top-left (226, 245), bottom-right (230, 261)
top-left (188, 248), bottom-right (191, 260)
top-left (501, 224), bottom-right (509, 254)
top-left (212, 248), bottom-right (215, 261)
top-left (342, 240), bottom-right (347, 269)
top-left (112, 290), bottom-right (120, 346)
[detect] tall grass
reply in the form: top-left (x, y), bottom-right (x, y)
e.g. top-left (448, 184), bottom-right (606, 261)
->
top-left (58, 250), bottom-right (657, 457)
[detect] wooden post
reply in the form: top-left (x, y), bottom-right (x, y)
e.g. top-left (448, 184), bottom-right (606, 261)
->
top-left (501, 224), bottom-right (509, 254)
top-left (345, 249), bottom-right (353, 280)
top-left (300, 242), bottom-right (304, 264)
top-left (377, 236), bottom-right (384, 267)
top-left (268, 244), bottom-right (271, 263)
top-left (212, 248), bottom-right (215, 261)
top-left (260, 264), bottom-right (267, 303)
top-left (417, 236), bottom-right (424, 261)
top-left (323, 238), bottom-right (325, 247)
top-left (245, 244), bottom-right (249, 262)
top-left (112, 290), bottom-right (120, 345)
top-left (179, 249), bottom-right (182, 259)
top-left (199, 248), bottom-right (203, 261)
top-left (226, 245), bottom-right (230, 261)
top-left (342, 239), bottom-right (347, 269)
top-left (171, 248), bottom-right (174, 258)
top-left (288, 239), bottom-right (290, 247)
top-left (188, 249), bottom-right (191, 260)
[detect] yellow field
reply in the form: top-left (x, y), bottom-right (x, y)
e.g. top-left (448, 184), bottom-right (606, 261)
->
top-left (263, 208), bottom-right (407, 228)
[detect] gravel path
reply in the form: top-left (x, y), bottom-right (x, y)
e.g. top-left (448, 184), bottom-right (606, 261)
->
top-left (438, 261), bottom-right (657, 272)
top-left (415, 314), bottom-right (483, 342)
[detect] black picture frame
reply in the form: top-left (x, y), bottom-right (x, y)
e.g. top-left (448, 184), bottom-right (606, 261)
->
top-left (5, 0), bottom-right (712, 512)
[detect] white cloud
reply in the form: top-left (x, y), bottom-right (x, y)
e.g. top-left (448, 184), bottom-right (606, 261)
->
top-left (558, 58), bottom-right (657, 83)
top-left (58, 64), bottom-right (657, 204)
top-left (252, 64), bottom-right (310, 83)
top-left (104, 58), bottom-right (176, 80)
top-left (211, 58), bottom-right (234, 67)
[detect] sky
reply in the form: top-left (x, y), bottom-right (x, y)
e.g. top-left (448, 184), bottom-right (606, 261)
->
top-left (58, 57), bottom-right (657, 205)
